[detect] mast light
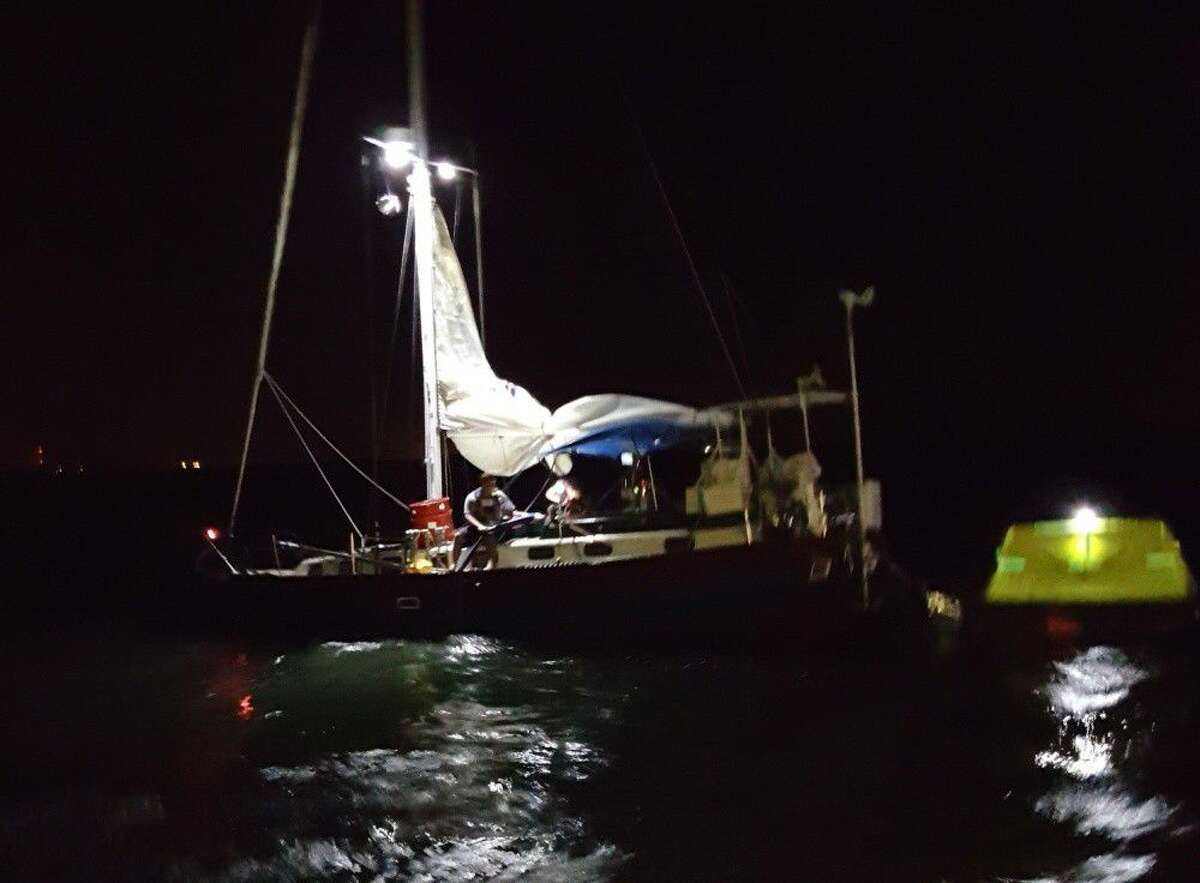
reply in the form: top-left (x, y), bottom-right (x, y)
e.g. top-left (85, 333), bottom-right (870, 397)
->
top-left (382, 141), bottom-right (414, 169)
top-left (363, 135), bottom-right (415, 170)
top-left (204, 527), bottom-right (220, 542)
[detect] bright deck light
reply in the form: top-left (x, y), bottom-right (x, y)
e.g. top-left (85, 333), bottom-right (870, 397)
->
top-left (1070, 506), bottom-right (1101, 534)
top-left (434, 161), bottom-right (457, 181)
top-left (382, 141), bottom-right (413, 169)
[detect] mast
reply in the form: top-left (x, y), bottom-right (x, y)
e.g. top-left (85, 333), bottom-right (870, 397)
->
top-left (228, 6), bottom-right (320, 535)
top-left (407, 0), bottom-right (443, 499)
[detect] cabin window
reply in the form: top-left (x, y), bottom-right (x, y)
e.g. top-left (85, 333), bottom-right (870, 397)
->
top-left (527, 546), bottom-right (555, 560)
top-left (583, 542), bottom-right (613, 557)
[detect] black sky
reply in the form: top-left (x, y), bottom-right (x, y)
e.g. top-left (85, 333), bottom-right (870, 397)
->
top-left (3, 2), bottom-right (1196, 473)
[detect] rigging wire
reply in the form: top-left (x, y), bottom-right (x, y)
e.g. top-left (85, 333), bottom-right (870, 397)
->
top-left (407, 258), bottom-right (420, 463)
top-left (264, 372), bottom-right (412, 513)
top-left (264, 374), bottom-right (364, 542)
top-left (622, 93), bottom-right (746, 398)
top-left (380, 200), bottom-right (415, 426)
top-left (229, 1), bottom-right (320, 536)
top-left (720, 272), bottom-right (753, 384)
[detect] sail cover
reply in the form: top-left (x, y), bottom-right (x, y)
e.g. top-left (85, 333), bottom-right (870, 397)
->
top-left (429, 209), bottom-right (722, 475)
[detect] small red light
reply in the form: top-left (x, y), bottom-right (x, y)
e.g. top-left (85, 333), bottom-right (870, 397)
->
top-left (204, 527), bottom-right (220, 542)
top-left (1046, 615), bottom-right (1081, 639)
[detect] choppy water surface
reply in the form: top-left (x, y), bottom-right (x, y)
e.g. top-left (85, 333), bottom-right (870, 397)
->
top-left (1, 634), bottom-right (1197, 881)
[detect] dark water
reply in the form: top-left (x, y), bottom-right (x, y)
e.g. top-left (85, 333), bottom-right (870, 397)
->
top-left (4, 465), bottom-right (1199, 881)
top-left (2, 632), bottom-right (1198, 882)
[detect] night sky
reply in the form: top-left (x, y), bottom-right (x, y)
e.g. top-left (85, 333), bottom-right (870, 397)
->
top-left (5, 3), bottom-right (1196, 478)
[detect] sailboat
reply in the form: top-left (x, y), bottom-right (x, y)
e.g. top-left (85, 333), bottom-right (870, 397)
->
top-left (192, 2), bottom-right (932, 647)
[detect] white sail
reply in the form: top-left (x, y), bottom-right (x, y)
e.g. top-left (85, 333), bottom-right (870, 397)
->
top-left (428, 208), bottom-right (720, 476)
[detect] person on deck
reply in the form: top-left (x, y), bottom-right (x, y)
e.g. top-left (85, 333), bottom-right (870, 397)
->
top-left (454, 473), bottom-right (515, 569)
top-left (546, 476), bottom-right (587, 521)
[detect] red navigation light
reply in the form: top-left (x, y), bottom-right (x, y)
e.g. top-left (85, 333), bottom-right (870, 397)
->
top-left (204, 527), bottom-right (220, 542)
top-left (1045, 615), bottom-right (1081, 640)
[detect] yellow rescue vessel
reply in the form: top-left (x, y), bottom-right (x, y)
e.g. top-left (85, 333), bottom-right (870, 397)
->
top-left (980, 511), bottom-right (1197, 644)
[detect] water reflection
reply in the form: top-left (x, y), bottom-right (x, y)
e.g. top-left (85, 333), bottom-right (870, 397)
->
top-left (1026, 647), bottom-right (1170, 882)
top-left (6, 631), bottom-right (1199, 881)
top-left (206, 636), bottom-right (624, 881)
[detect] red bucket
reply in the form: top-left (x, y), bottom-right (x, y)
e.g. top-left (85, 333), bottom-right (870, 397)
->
top-left (410, 497), bottom-right (454, 532)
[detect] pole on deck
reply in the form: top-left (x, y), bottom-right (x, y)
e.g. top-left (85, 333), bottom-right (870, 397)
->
top-left (839, 286), bottom-right (874, 609)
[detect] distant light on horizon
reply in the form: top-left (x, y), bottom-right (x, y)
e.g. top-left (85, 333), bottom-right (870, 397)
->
top-left (180, 460), bottom-right (188, 470)
top-left (192, 460), bottom-right (201, 470)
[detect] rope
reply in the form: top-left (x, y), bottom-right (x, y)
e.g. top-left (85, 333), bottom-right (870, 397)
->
top-left (720, 272), bottom-right (753, 384)
top-left (523, 474), bottom-right (554, 511)
top-left (624, 95), bottom-right (746, 398)
top-left (265, 374), bottom-right (364, 542)
top-left (264, 372), bottom-right (411, 513)
top-left (229, 1), bottom-right (320, 536)
top-left (451, 179), bottom-right (462, 244)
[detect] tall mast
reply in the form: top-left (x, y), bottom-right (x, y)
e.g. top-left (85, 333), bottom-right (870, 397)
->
top-left (407, 0), bottom-right (427, 159)
top-left (407, 0), bottom-right (443, 499)
top-left (229, 6), bottom-right (320, 535)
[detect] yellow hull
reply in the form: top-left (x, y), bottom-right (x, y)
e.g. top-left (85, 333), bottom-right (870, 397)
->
top-left (984, 517), bottom-right (1194, 606)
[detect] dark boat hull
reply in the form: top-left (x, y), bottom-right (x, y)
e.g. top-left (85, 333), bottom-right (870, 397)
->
top-left (174, 538), bottom-right (929, 649)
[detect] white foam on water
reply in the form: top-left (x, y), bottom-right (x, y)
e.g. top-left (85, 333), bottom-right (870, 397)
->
top-left (1035, 785), bottom-right (1174, 841)
top-left (227, 693), bottom-right (619, 881)
top-left (1044, 647), bottom-right (1148, 718)
top-left (1020, 851), bottom-right (1156, 883)
top-left (319, 641), bottom-right (389, 656)
top-left (1035, 733), bottom-right (1114, 779)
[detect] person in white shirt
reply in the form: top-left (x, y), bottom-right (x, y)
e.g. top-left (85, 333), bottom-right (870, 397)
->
top-left (454, 473), bottom-right (515, 568)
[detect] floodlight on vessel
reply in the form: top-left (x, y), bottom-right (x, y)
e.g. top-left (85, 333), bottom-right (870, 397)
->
top-left (1070, 506), bottom-right (1100, 535)
top-left (382, 141), bottom-right (413, 169)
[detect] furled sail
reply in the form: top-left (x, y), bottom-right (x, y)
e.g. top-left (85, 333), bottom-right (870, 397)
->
top-left (428, 208), bottom-right (721, 475)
